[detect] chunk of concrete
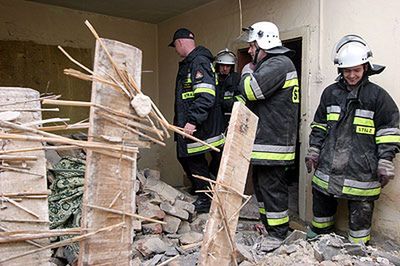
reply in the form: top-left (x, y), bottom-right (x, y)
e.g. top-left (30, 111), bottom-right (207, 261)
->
top-left (142, 223), bottom-right (163, 235)
top-left (160, 202), bottom-right (189, 220)
top-left (163, 215), bottom-right (181, 234)
top-left (138, 202), bottom-right (166, 220)
top-left (343, 243), bottom-right (367, 256)
top-left (144, 177), bottom-right (185, 204)
top-left (283, 230), bottom-right (307, 245)
top-left (174, 199), bottom-right (195, 214)
top-left (178, 221), bottom-right (191, 234)
top-left (179, 232), bottom-right (203, 245)
top-left (144, 168), bottom-right (161, 180)
top-left (134, 237), bottom-right (169, 257)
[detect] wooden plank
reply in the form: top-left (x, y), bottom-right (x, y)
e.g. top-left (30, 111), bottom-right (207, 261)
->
top-left (199, 102), bottom-right (258, 266)
top-left (0, 87), bottom-right (51, 266)
top-left (79, 39), bottom-right (141, 265)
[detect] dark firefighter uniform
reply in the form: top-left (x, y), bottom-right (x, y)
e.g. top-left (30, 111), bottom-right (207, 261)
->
top-left (239, 48), bottom-right (300, 239)
top-left (218, 71), bottom-right (245, 129)
top-left (309, 72), bottom-right (400, 243)
top-left (174, 46), bottom-right (225, 192)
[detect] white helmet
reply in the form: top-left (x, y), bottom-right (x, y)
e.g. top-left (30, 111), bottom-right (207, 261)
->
top-left (240, 21), bottom-right (282, 50)
top-left (215, 49), bottom-right (236, 65)
top-left (333, 35), bottom-right (373, 68)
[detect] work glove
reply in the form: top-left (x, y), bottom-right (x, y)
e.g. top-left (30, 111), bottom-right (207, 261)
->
top-left (305, 147), bottom-right (320, 173)
top-left (377, 159), bottom-right (395, 188)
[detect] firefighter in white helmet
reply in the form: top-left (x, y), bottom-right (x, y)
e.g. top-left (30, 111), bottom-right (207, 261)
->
top-left (238, 22), bottom-right (300, 241)
top-left (214, 49), bottom-right (244, 128)
top-left (306, 34), bottom-right (400, 244)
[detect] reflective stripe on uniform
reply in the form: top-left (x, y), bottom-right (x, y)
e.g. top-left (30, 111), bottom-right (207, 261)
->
top-left (375, 128), bottom-right (400, 144)
top-left (283, 71), bottom-right (298, 89)
top-left (224, 96), bottom-right (233, 100)
top-left (342, 179), bottom-right (381, 197)
top-left (311, 122), bottom-right (327, 131)
top-left (327, 113), bottom-right (340, 121)
top-left (312, 216), bottom-right (335, 229)
top-left (266, 210), bottom-right (289, 226)
top-left (353, 117), bottom-right (374, 127)
top-left (244, 74), bottom-right (264, 101)
top-left (251, 144), bottom-right (295, 161)
top-left (235, 95), bottom-right (246, 104)
top-left (193, 83), bottom-right (216, 96)
top-left (187, 134), bottom-right (225, 154)
top-left (327, 105), bottom-right (341, 121)
top-left (182, 91), bottom-right (194, 99)
top-left (349, 228), bottom-right (371, 244)
top-left (259, 207), bottom-right (266, 214)
top-left (355, 109), bottom-right (374, 119)
top-left (312, 170), bottom-right (329, 190)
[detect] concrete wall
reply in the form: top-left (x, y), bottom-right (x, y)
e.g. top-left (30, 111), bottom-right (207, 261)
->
top-left (0, 0), bottom-right (159, 170)
top-left (320, 0), bottom-right (400, 242)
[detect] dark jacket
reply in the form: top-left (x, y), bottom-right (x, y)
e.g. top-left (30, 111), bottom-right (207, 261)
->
top-left (239, 50), bottom-right (300, 166)
top-left (218, 71), bottom-right (244, 128)
top-left (309, 76), bottom-right (400, 200)
top-left (174, 46), bottom-right (224, 158)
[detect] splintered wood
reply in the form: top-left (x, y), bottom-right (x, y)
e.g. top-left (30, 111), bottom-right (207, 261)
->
top-left (0, 87), bottom-right (51, 266)
top-left (78, 39), bottom-right (140, 265)
top-left (199, 102), bottom-right (258, 266)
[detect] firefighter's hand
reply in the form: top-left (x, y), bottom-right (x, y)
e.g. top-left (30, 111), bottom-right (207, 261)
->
top-left (183, 122), bottom-right (196, 136)
top-left (377, 159), bottom-right (395, 188)
top-left (305, 147), bottom-right (320, 173)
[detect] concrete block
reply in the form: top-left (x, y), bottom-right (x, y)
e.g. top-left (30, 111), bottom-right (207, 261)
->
top-left (174, 199), bottom-right (195, 214)
top-left (138, 202), bottom-right (166, 220)
top-left (142, 223), bottom-right (163, 235)
top-left (144, 177), bottom-right (185, 204)
top-left (178, 221), bottom-right (191, 234)
top-left (160, 202), bottom-right (189, 220)
top-left (179, 232), bottom-right (203, 245)
top-left (134, 237), bottom-right (169, 257)
top-left (163, 215), bottom-right (181, 234)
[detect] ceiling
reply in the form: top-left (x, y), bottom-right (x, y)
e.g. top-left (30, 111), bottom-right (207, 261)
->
top-left (27, 0), bottom-right (216, 24)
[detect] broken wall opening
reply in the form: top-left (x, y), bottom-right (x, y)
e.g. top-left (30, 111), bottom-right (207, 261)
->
top-left (0, 40), bottom-right (92, 124)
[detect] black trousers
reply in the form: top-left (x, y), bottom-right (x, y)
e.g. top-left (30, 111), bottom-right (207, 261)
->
top-left (253, 165), bottom-right (289, 239)
top-left (312, 188), bottom-right (374, 243)
top-left (178, 151), bottom-right (221, 194)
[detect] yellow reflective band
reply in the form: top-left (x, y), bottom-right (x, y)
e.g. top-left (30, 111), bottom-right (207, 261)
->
top-left (224, 96), bottom-right (233, 100)
top-left (376, 135), bottom-right (400, 144)
top-left (356, 126), bottom-right (375, 135)
top-left (251, 152), bottom-right (295, 161)
top-left (267, 216), bottom-right (289, 226)
top-left (259, 207), bottom-right (266, 215)
top-left (342, 186), bottom-right (381, 197)
top-left (312, 220), bottom-right (335, 229)
top-left (244, 76), bottom-right (257, 101)
top-left (349, 235), bottom-right (371, 244)
top-left (283, 78), bottom-right (299, 88)
top-left (235, 95), bottom-right (246, 104)
top-left (312, 175), bottom-right (328, 190)
top-left (327, 113), bottom-right (340, 121)
top-left (182, 91), bottom-right (194, 99)
top-left (311, 124), bottom-right (327, 131)
top-left (187, 138), bottom-right (225, 154)
top-left (353, 117), bottom-right (374, 127)
top-left (194, 88), bottom-right (215, 96)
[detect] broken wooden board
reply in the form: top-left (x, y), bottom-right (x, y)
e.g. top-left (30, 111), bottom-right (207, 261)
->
top-left (79, 39), bottom-right (141, 265)
top-left (0, 87), bottom-right (50, 266)
top-left (199, 102), bottom-right (258, 266)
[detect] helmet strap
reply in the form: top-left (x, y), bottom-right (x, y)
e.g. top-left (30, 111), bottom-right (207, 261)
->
top-left (253, 43), bottom-right (261, 65)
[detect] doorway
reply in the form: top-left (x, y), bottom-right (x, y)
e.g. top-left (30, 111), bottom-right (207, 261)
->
top-left (237, 37), bottom-right (303, 216)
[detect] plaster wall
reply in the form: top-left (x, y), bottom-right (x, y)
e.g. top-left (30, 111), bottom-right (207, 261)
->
top-left (0, 0), bottom-right (159, 170)
top-left (321, 0), bottom-right (400, 242)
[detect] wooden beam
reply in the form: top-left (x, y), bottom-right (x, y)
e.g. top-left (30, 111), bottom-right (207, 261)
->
top-left (79, 38), bottom-right (141, 265)
top-left (199, 102), bottom-right (258, 266)
top-left (0, 87), bottom-right (51, 266)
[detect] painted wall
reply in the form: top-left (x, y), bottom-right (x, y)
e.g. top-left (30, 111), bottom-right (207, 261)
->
top-left (320, 0), bottom-right (400, 242)
top-left (0, 0), bottom-right (159, 170)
